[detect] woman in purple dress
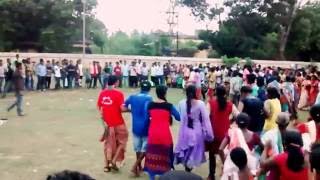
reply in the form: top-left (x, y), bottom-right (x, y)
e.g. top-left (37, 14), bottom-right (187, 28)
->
top-left (174, 85), bottom-right (214, 172)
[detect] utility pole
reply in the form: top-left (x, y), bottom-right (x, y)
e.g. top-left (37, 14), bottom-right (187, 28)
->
top-left (166, 0), bottom-right (178, 56)
top-left (82, 0), bottom-right (86, 57)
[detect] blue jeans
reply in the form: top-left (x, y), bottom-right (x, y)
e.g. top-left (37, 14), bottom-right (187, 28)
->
top-left (8, 93), bottom-right (23, 115)
top-left (68, 76), bottom-right (75, 89)
top-left (0, 77), bottom-right (4, 93)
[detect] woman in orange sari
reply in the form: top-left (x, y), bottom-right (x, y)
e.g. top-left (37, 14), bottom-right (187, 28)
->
top-left (309, 74), bottom-right (319, 106)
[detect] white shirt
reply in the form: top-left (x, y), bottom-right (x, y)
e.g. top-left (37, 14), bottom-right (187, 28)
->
top-left (78, 64), bottom-right (83, 76)
top-left (122, 64), bottom-right (129, 76)
top-left (141, 66), bottom-right (149, 76)
top-left (0, 65), bottom-right (5, 77)
top-left (129, 65), bottom-right (137, 76)
top-left (54, 65), bottom-right (61, 78)
top-left (156, 66), bottom-right (164, 76)
top-left (151, 66), bottom-right (157, 77)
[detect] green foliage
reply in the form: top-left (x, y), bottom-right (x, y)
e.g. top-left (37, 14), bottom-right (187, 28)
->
top-left (104, 31), bottom-right (173, 56)
top-left (197, 42), bottom-right (210, 50)
top-left (177, 48), bottom-right (198, 57)
top-left (208, 50), bottom-right (220, 58)
top-left (183, 0), bottom-right (320, 61)
top-left (244, 57), bottom-right (254, 66)
top-left (221, 55), bottom-right (240, 67)
top-left (286, 3), bottom-right (320, 61)
top-left (0, 0), bottom-right (105, 53)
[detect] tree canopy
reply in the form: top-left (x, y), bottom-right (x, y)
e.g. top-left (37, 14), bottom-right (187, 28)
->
top-left (181, 0), bottom-right (320, 61)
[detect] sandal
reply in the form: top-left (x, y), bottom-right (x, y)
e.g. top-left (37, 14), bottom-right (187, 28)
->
top-left (103, 166), bottom-right (111, 173)
top-left (111, 163), bottom-right (119, 171)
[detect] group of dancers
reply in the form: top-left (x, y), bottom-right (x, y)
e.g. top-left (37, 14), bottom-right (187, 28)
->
top-left (96, 62), bottom-right (320, 180)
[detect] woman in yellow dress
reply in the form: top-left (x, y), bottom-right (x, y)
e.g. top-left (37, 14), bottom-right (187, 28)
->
top-left (263, 87), bottom-right (282, 131)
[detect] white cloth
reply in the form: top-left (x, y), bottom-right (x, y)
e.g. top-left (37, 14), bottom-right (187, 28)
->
top-left (151, 66), bottom-right (157, 77)
top-left (53, 65), bottom-right (61, 78)
top-left (122, 64), bottom-right (129, 76)
top-left (78, 64), bottom-right (83, 76)
top-left (221, 127), bottom-right (257, 180)
top-left (141, 66), bottom-right (149, 76)
top-left (0, 65), bottom-right (4, 77)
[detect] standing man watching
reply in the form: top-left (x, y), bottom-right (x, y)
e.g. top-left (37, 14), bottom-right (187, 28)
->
top-left (122, 60), bottom-right (129, 88)
top-left (36, 59), bottom-right (47, 91)
top-left (7, 62), bottom-right (25, 116)
top-left (114, 62), bottom-right (122, 88)
top-left (53, 61), bottom-right (62, 90)
top-left (124, 81), bottom-right (152, 176)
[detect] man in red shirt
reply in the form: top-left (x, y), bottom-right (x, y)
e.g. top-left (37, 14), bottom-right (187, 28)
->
top-left (97, 75), bottom-right (128, 172)
top-left (113, 61), bottom-right (122, 88)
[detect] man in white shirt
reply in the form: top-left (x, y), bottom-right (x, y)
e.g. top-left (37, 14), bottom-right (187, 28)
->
top-left (150, 63), bottom-right (158, 86)
top-left (53, 61), bottom-right (62, 89)
top-left (121, 60), bottom-right (129, 87)
top-left (76, 59), bottom-right (83, 87)
top-left (141, 62), bottom-right (149, 81)
top-left (129, 61), bottom-right (138, 88)
top-left (156, 62), bottom-right (164, 85)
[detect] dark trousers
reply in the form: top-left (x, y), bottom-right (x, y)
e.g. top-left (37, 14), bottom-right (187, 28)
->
top-left (129, 76), bottom-right (138, 88)
top-left (25, 76), bottom-right (34, 90)
top-left (37, 76), bottom-right (46, 91)
top-left (8, 93), bottom-right (23, 115)
top-left (55, 77), bottom-right (61, 89)
top-left (116, 75), bottom-right (122, 88)
top-left (46, 76), bottom-right (51, 89)
top-left (91, 76), bottom-right (97, 88)
top-left (208, 150), bottom-right (216, 180)
top-left (151, 76), bottom-right (157, 86)
top-left (67, 75), bottom-right (75, 89)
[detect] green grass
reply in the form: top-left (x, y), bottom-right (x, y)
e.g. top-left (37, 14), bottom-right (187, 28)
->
top-left (0, 88), bottom-right (210, 180)
top-left (0, 88), bottom-right (310, 180)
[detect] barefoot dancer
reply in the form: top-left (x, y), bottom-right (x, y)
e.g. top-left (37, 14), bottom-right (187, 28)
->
top-left (97, 75), bottom-right (128, 172)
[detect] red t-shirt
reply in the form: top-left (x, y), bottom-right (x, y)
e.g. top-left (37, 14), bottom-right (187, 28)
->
top-left (274, 152), bottom-right (308, 180)
top-left (97, 89), bottom-right (125, 127)
top-left (114, 66), bottom-right (122, 76)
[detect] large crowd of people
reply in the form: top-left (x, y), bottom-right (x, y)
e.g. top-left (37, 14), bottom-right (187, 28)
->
top-left (96, 61), bottom-right (320, 180)
top-left (1, 54), bottom-right (320, 180)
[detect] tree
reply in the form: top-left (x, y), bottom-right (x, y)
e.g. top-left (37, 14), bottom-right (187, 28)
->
top-left (286, 3), bottom-right (320, 61)
top-left (0, 0), bottom-right (99, 52)
top-left (180, 0), bottom-right (313, 60)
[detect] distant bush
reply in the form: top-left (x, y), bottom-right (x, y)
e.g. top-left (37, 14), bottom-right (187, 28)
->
top-left (222, 55), bottom-right (240, 67)
top-left (208, 50), bottom-right (220, 58)
top-left (244, 57), bottom-right (254, 66)
top-left (197, 42), bottom-right (210, 50)
top-left (177, 47), bottom-right (198, 57)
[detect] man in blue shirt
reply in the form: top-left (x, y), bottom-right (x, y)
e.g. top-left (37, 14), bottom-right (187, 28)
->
top-left (36, 59), bottom-right (47, 91)
top-left (124, 80), bottom-right (152, 177)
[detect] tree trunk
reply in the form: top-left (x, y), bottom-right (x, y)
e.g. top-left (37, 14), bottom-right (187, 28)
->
top-left (278, 0), bottom-right (300, 60)
top-left (100, 46), bottom-right (104, 54)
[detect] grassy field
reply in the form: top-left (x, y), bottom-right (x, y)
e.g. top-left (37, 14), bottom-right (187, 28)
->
top-left (0, 88), bottom-right (309, 180)
top-left (0, 88), bottom-right (217, 180)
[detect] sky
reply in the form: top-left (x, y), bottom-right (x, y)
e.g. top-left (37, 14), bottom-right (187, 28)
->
top-left (96, 0), bottom-right (222, 35)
